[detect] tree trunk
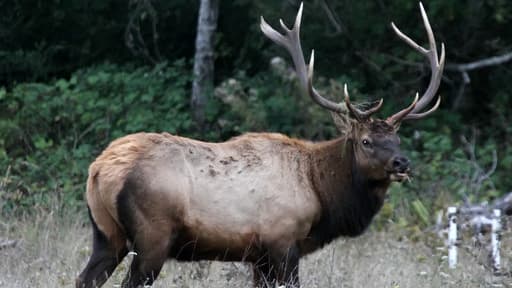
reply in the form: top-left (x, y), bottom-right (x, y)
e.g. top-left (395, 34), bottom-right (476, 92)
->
top-left (191, 0), bottom-right (219, 128)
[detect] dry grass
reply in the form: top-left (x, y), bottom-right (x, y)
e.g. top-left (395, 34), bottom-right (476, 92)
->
top-left (0, 212), bottom-right (511, 288)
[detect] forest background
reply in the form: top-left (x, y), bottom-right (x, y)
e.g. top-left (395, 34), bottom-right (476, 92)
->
top-left (0, 0), bottom-right (511, 228)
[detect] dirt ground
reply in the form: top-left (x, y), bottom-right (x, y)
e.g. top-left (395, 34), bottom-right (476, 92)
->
top-left (0, 212), bottom-right (511, 288)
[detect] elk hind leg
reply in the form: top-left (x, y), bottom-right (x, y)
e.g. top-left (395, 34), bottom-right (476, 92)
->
top-left (121, 227), bottom-right (175, 288)
top-left (76, 208), bottom-right (127, 288)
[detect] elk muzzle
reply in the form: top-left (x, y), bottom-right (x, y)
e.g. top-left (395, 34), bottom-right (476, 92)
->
top-left (388, 155), bottom-right (410, 182)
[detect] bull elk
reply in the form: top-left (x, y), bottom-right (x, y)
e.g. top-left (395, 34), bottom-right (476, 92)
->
top-left (77, 2), bottom-right (445, 288)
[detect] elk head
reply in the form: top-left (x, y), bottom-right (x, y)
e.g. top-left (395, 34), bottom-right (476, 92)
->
top-left (261, 2), bottom-right (445, 183)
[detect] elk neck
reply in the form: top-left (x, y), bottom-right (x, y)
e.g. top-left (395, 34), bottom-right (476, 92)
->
top-left (306, 136), bottom-right (390, 247)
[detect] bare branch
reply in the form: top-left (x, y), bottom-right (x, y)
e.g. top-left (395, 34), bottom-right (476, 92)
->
top-left (452, 71), bottom-right (470, 110)
top-left (404, 51), bottom-right (512, 75)
top-left (319, 0), bottom-right (343, 36)
top-left (460, 129), bottom-right (497, 199)
top-left (125, 0), bottom-right (162, 65)
top-left (446, 51), bottom-right (512, 72)
top-left (145, 0), bottom-right (162, 61)
top-left (381, 53), bottom-right (425, 69)
top-left (477, 150), bottom-right (498, 188)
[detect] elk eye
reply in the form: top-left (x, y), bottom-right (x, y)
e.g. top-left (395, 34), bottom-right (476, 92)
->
top-left (362, 139), bottom-right (371, 147)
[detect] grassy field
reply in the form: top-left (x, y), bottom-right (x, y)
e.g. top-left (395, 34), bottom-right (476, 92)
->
top-left (0, 211), bottom-right (511, 288)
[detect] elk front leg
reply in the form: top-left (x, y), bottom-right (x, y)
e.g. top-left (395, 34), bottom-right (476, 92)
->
top-left (268, 244), bottom-right (300, 288)
top-left (278, 245), bottom-right (300, 287)
top-left (252, 258), bottom-right (277, 288)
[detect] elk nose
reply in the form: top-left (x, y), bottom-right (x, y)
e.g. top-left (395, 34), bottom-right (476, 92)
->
top-left (392, 156), bottom-right (409, 172)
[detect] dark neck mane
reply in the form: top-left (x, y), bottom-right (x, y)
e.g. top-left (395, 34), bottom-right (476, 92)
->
top-left (307, 137), bottom-right (390, 248)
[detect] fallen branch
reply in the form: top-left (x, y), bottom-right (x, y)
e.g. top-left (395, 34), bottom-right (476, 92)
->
top-left (456, 191), bottom-right (512, 234)
top-left (0, 239), bottom-right (18, 250)
top-left (459, 191), bottom-right (512, 216)
top-left (492, 192), bottom-right (512, 216)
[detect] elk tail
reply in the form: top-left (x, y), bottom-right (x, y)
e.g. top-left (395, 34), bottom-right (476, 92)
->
top-left (85, 165), bottom-right (127, 257)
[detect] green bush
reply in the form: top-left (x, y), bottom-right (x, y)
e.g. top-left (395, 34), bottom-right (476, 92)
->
top-left (0, 61), bottom-right (192, 213)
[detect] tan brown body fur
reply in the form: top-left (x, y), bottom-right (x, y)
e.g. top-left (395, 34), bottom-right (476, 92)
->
top-left (93, 131), bottom-right (321, 259)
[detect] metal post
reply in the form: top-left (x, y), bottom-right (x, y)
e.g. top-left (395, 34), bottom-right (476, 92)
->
top-left (491, 209), bottom-right (501, 274)
top-left (447, 206), bottom-right (457, 269)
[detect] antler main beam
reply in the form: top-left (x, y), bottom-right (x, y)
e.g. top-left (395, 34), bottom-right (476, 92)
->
top-left (387, 2), bottom-right (445, 124)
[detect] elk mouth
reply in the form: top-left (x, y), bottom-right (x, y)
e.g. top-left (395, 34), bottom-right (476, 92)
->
top-left (387, 169), bottom-right (411, 182)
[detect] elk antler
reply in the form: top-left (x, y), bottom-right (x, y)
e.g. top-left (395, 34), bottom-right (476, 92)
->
top-left (260, 3), bottom-right (382, 119)
top-left (386, 2), bottom-right (445, 125)
top-left (343, 84), bottom-right (383, 122)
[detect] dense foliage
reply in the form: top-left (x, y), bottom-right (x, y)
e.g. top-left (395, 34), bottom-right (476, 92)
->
top-left (0, 62), bottom-right (192, 211)
top-left (1, 1), bottom-right (511, 223)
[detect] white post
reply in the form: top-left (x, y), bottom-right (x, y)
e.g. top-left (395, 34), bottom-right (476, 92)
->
top-left (447, 206), bottom-right (457, 269)
top-left (491, 209), bottom-right (501, 274)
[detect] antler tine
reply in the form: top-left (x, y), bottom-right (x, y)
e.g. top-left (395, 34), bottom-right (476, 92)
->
top-left (307, 50), bottom-right (346, 113)
top-left (387, 2), bottom-right (445, 124)
top-left (343, 84), bottom-right (383, 121)
top-left (403, 96), bottom-right (441, 120)
top-left (386, 93), bottom-right (419, 124)
top-left (261, 2), bottom-right (345, 113)
top-left (420, 2), bottom-right (438, 60)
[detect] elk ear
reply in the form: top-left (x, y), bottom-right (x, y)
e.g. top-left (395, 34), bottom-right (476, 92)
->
top-left (330, 112), bottom-right (352, 135)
